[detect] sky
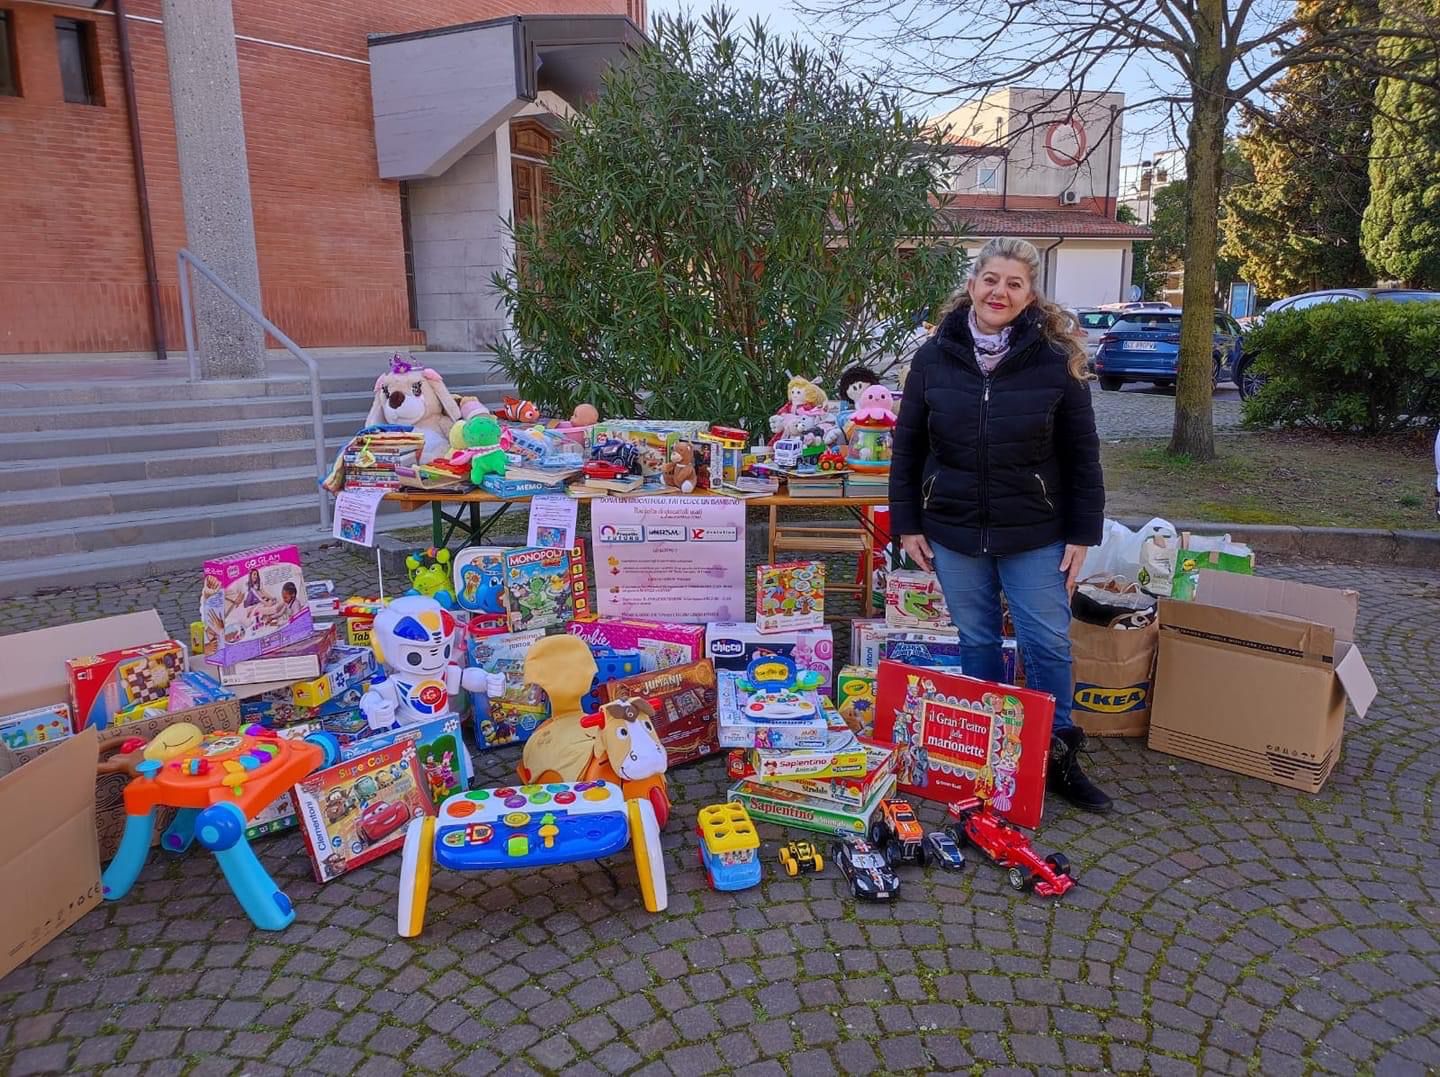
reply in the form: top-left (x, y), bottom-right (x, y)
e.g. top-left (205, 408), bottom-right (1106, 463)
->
top-left (647, 0), bottom-right (1185, 162)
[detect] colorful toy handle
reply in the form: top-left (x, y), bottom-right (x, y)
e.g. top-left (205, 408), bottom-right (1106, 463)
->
top-left (629, 797), bottom-right (667, 913)
top-left (397, 815), bottom-right (436, 939)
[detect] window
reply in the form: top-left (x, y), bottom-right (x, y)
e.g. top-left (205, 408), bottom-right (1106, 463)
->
top-left (0, 12), bottom-right (18, 97)
top-left (55, 18), bottom-right (100, 106)
top-left (976, 163), bottom-right (1000, 192)
top-left (1079, 312), bottom-right (1116, 330)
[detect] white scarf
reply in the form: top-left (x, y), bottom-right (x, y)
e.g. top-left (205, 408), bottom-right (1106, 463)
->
top-left (968, 307), bottom-right (1012, 374)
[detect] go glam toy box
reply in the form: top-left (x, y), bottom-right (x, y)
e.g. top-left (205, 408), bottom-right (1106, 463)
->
top-left (200, 545), bottom-right (312, 667)
top-left (872, 660), bottom-right (1054, 828)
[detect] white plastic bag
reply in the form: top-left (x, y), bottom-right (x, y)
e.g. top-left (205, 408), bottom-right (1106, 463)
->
top-left (1086, 517), bottom-right (1177, 584)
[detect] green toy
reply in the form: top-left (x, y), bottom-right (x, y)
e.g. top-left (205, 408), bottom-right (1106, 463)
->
top-left (460, 415), bottom-right (507, 485)
top-left (405, 547), bottom-right (455, 608)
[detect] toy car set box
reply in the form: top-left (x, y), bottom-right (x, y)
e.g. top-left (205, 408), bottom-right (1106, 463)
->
top-left (597, 659), bottom-right (719, 767)
top-left (1149, 570), bottom-right (1376, 793)
top-left (872, 660), bottom-right (1055, 829)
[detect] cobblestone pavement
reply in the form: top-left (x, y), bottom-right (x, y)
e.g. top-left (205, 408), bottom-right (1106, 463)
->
top-left (2, 547), bottom-right (1438, 1077)
top-left (1092, 386), bottom-right (1245, 441)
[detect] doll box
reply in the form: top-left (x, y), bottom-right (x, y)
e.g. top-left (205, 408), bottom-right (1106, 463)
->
top-left (291, 740), bottom-right (433, 884)
top-left (200, 545), bottom-right (312, 668)
top-left (872, 660), bottom-right (1054, 828)
top-left (598, 659), bottom-right (719, 767)
top-left (704, 622), bottom-right (835, 697)
top-left (567, 619), bottom-right (707, 673)
top-left (755, 562), bottom-right (826, 634)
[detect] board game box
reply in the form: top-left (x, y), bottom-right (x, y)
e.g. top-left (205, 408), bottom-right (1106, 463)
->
top-left (452, 545), bottom-right (513, 633)
top-left (502, 546), bottom-right (593, 632)
top-left (291, 740), bottom-right (433, 883)
top-left (735, 728), bottom-right (868, 782)
top-left (883, 570), bottom-right (951, 630)
top-left (728, 773), bottom-right (896, 837)
top-left (67, 639), bottom-right (187, 732)
top-left (755, 561), bottom-right (825, 634)
top-left (200, 544), bottom-right (312, 667)
top-left (726, 738), bottom-right (897, 809)
top-left (835, 666), bottom-right (877, 736)
top-left (468, 630), bottom-right (548, 749)
top-left (872, 660), bottom-right (1054, 828)
top-left (598, 659), bottom-right (719, 766)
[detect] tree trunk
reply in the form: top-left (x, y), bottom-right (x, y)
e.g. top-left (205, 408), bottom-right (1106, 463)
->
top-left (1170, 0), bottom-right (1228, 460)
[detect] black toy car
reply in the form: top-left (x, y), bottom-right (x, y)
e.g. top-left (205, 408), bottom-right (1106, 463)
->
top-left (922, 830), bottom-right (966, 872)
top-left (589, 438), bottom-right (641, 475)
top-left (831, 837), bottom-right (901, 901)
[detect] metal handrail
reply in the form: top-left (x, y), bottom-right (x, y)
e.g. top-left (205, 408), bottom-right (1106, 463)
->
top-left (177, 249), bottom-right (331, 528)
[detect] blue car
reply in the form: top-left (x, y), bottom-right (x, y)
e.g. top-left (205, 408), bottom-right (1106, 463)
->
top-left (1093, 309), bottom-right (1244, 392)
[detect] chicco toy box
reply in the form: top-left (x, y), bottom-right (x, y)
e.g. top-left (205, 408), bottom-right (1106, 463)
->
top-left (200, 545), bottom-right (312, 668)
top-left (704, 622), bottom-right (834, 697)
top-left (566, 619), bottom-right (706, 673)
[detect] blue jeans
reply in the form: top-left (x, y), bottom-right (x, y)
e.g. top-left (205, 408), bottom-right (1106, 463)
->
top-left (929, 539), bottom-right (1073, 734)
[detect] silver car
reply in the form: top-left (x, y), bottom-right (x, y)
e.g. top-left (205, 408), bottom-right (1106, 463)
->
top-left (1069, 308), bottom-right (1118, 361)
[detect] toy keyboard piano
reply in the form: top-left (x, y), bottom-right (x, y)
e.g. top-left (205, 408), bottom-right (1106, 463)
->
top-left (398, 780), bottom-right (667, 937)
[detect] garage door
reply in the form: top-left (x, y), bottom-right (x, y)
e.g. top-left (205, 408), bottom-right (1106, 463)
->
top-left (1053, 248), bottom-right (1123, 307)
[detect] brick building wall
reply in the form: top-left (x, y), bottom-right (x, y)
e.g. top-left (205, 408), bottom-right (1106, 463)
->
top-left (0, 0), bottom-right (641, 356)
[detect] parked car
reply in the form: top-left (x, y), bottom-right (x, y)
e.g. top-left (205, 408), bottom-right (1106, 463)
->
top-left (1092, 309), bottom-right (1244, 392)
top-left (1070, 308), bottom-right (1118, 361)
top-left (1234, 288), bottom-right (1440, 399)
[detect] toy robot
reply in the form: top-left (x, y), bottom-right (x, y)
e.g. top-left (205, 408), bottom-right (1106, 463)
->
top-left (360, 596), bottom-right (500, 731)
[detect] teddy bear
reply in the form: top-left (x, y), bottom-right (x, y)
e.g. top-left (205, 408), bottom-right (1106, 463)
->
top-left (662, 442), bottom-right (703, 494)
top-left (365, 354), bottom-right (479, 463)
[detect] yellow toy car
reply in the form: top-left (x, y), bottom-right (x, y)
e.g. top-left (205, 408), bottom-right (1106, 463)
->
top-left (778, 839), bottom-right (825, 876)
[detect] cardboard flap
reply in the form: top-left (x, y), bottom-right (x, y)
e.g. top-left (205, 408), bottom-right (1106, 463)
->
top-left (1159, 597), bottom-right (1335, 663)
top-left (1334, 642), bottom-right (1377, 718)
top-left (0, 611), bottom-right (169, 715)
top-left (1196, 571), bottom-right (1358, 642)
top-left (0, 726), bottom-right (100, 863)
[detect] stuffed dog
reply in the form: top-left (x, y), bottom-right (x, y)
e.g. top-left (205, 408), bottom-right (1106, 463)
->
top-left (365, 354), bottom-right (474, 462)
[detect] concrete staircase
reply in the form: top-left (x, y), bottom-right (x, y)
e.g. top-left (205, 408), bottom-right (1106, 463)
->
top-left (0, 351), bottom-right (515, 597)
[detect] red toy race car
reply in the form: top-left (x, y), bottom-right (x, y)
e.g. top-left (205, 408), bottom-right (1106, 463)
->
top-left (583, 460), bottom-right (630, 480)
top-left (359, 800), bottom-right (410, 844)
top-left (869, 798), bottom-right (926, 866)
top-left (816, 449), bottom-right (846, 472)
top-left (945, 797), bottom-right (1074, 897)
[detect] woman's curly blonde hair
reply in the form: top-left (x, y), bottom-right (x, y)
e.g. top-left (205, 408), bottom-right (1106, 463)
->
top-left (936, 237), bottom-right (1093, 382)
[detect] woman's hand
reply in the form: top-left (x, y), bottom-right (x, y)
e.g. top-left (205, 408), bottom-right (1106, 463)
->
top-left (900, 533), bottom-right (935, 573)
top-left (1059, 544), bottom-right (1088, 595)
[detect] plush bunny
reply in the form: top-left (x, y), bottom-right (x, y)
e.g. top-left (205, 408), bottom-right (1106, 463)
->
top-left (365, 354), bottom-right (473, 462)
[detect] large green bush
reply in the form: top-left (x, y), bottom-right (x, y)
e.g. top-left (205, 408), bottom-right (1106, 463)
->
top-left (1242, 300), bottom-right (1440, 432)
top-left (491, 8), bottom-right (965, 435)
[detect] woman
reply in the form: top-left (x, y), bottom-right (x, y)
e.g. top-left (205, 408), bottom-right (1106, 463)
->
top-left (889, 237), bottom-right (1111, 813)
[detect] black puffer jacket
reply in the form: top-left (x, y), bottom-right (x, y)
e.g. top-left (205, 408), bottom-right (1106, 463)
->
top-left (889, 304), bottom-right (1104, 556)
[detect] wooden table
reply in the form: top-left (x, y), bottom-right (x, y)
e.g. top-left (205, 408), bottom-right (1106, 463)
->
top-left (385, 488), bottom-right (888, 550)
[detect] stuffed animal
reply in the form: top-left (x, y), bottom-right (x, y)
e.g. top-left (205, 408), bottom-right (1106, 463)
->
top-left (496, 396), bottom-right (540, 423)
top-left (405, 548), bottom-right (455, 608)
top-left (458, 415), bottom-right (506, 485)
top-left (851, 384), bottom-right (898, 424)
top-left (447, 398), bottom-right (490, 450)
top-left (366, 354), bottom-right (470, 463)
top-left (662, 442), bottom-right (700, 494)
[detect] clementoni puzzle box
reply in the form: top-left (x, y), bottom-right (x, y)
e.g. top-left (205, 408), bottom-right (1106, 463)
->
top-left (291, 740), bottom-right (432, 883)
top-left (872, 660), bottom-right (1054, 828)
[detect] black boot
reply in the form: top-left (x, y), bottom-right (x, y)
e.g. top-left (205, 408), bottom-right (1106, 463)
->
top-left (1048, 728), bottom-right (1114, 813)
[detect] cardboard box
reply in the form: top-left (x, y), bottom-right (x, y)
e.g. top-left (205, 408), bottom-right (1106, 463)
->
top-left (1149, 571), bottom-right (1376, 793)
top-left (566, 619), bottom-right (707, 673)
top-left (884, 570), bottom-right (950, 630)
top-left (598, 659), bottom-right (719, 767)
top-left (715, 670), bottom-right (832, 750)
top-left (0, 726), bottom-right (101, 982)
top-left (2, 611), bottom-right (243, 859)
